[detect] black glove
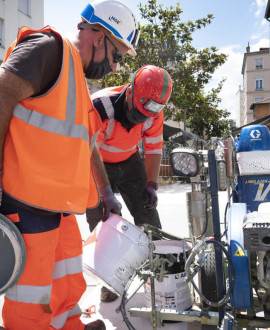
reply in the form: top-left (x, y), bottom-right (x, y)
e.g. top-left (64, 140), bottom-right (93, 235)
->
top-left (99, 185), bottom-right (122, 221)
top-left (143, 181), bottom-right (158, 210)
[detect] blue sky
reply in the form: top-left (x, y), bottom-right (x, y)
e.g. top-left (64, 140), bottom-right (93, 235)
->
top-left (44, 0), bottom-right (270, 122)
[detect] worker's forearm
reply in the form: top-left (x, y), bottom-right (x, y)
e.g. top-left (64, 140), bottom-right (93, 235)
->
top-left (145, 154), bottom-right (162, 182)
top-left (91, 146), bottom-right (110, 189)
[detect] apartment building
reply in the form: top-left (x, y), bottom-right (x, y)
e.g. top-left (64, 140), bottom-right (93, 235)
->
top-left (0, 0), bottom-right (44, 64)
top-left (240, 45), bottom-right (270, 126)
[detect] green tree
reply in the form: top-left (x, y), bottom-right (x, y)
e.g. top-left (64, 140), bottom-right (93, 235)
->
top-left (95, 0), bottom-right (233, 139)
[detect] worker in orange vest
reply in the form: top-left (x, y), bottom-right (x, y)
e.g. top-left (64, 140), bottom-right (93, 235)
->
top-left (0, 0), bottom-right (139, 329)
top-left (87, 65), bottom-right (172, 302)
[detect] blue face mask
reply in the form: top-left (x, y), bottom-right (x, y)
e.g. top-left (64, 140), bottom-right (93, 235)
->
top-left (125, 100), bottom-right (148, 124)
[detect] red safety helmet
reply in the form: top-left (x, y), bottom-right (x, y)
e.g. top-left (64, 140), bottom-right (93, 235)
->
top-left (131, 65), bottom-right (172, 118)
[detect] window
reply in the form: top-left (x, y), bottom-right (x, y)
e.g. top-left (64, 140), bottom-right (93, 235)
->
top-left (255, 77), bottom-right (263, 90)
top-left (0, 19), bottom-right (3, 47)
top-left (255, 96), bottom-right (264, 103)
top-left (18, 0), bottom-right (31, 16)
top-left (255, 57), bottom-right (263, 70)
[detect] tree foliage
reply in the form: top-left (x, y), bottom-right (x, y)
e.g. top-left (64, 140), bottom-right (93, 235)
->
top-left (95, 0), bottom-right (233, 139)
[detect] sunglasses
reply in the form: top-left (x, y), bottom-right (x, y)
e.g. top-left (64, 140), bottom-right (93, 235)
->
top-left (104, 36), bottom-right (123, 63)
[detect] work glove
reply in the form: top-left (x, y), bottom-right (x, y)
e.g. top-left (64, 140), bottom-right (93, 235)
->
top-left (143, 181), bottom-right (158, 210)
top-left (99, 185), bottom-right (122, 221)
top-left (0, 169), bottom-right (2, 207)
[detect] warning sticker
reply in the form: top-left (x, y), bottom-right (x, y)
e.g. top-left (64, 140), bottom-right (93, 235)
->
top-left (234, 247), bottom-right (246, 257)
top-left (112, 258), bottom-right (134, 287)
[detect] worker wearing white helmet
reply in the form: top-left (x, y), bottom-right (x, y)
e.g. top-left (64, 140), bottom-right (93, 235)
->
top-left (0, 1), bottom-right (139, 329)
top-left (81, 0), bottom-right (140, 56)
top-left (78, 0), bottom-right (140, 79)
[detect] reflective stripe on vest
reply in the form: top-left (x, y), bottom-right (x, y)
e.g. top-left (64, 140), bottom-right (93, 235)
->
top-left (13, 44), bottom-right (89, 143)
top-left (145, 149), bottom-right (162, 155)
top-left (6, 284), bottom-right (52, 304)
top-left (144, 134), bottom-right (163, 144)
top-left (52, 255), bottom-right (83, 280)
top-left (97, 95), bottom-right (138, 153)
top-left (99, 97), bottom-right (115, 143)
top-left (100, 144), bottom-right (137, 153)
top-left (14, 104), bottom-right (89, 142)
top-left (100, 96), bottom-right (114, 119)
top-left (143, 117), bottom-right (153, 132)
top-left (51, 303), bottom-right (81, 329)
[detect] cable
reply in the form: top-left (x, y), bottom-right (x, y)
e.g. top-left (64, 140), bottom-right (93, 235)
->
top-left (119, 289), bottom-right (136, 330)
top-left (118, 272), bottom-right (139, 330)
top-left (221, 201), bottom-right (229, 238)
top-left (185, 239), bottom-right (235, 308)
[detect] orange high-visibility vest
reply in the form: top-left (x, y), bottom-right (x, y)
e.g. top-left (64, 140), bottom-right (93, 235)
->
top-left (2, 26), bottom-right (100, 214)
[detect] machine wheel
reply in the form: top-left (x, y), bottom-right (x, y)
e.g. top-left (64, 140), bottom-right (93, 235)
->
top-left (201, 249), bottom-right (218, 303)
top-left (0, 214), bottom-right (26, 294)
top-left (200, 249), bottom-right (219, 329)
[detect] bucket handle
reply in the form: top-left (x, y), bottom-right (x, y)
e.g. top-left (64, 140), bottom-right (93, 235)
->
top-left (138, 233), bottom-right (149, 247)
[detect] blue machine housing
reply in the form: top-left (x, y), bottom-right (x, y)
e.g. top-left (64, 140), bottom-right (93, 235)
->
top-left (235, 125), bottom-right (270, 212)
top-left (228, 204), bottom-right (252, 309)
top-left (237, 125), bottom-right (270, 152)
top-left (228, 125), bottom-right (270, 308)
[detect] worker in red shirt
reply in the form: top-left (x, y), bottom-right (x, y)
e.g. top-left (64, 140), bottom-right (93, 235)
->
top-left (87, 65), bottom-right (172, 302)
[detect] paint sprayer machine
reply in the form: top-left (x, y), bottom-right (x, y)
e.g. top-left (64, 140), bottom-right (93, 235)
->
top-left (83, 123), bottom-right (270, 329)
top-left (2, 124), bottom-right (270, 329)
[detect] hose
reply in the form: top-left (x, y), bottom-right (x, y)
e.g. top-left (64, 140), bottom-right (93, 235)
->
top-left (142, 224), bottom-right (192, 242)
top-left (221, 201), bottom-right (229, 239)
top-left (185, 239), bottom-right (235, 308)
top-left (118, 271), bottom-right (139, 330)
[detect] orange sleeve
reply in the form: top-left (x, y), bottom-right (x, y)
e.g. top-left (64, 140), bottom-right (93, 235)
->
top-left (143, 112), bottom-right (164, 155)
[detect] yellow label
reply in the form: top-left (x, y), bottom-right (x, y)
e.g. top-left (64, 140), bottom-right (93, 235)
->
top-left (234, 247), bottom-right (246, 257)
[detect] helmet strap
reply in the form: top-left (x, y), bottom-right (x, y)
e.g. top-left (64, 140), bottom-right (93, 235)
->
top-left (131, 70), bottom-right (138, 95)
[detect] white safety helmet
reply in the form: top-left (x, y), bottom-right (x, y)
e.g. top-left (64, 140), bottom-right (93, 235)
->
top-left (81, 0), bottom-right (140, 56)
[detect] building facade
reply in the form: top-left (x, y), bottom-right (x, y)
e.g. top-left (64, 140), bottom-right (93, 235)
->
top-left (241, 45), bottom-right (270, 126)
top-left (236, 86), bottom-right (244, 127)
top-left (0, 0), bottom-right (44, 64)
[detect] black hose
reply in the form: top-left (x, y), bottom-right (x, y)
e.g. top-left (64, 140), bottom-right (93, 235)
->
top-left (221, 201), bottom-right (229, 239)
top-left (119, 288), bottom-right (136, 330)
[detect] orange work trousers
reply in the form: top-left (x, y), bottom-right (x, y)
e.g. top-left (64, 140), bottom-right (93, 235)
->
top-left (0, 201), bottom-right (86, 330)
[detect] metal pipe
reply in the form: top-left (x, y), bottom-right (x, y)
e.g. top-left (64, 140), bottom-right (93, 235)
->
top-left (148, 230), bottom-right (157, 330)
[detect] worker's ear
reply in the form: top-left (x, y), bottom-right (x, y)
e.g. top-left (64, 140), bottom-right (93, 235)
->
top-left (93, 31), bottom-right (105, 47)
top-left (126, 86), bottom-right (132, 97)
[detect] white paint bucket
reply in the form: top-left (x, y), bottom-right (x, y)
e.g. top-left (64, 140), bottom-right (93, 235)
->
top-left (82, 214), bottom-right (149, 295)
top-left (144, 240), bottom-right (193, 311)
